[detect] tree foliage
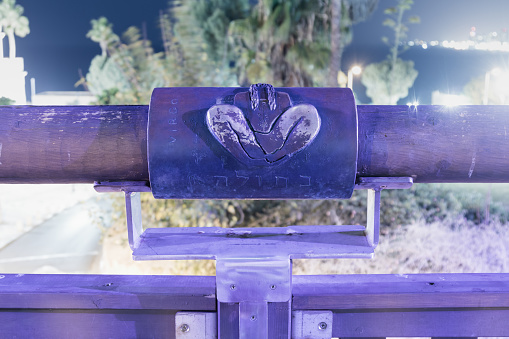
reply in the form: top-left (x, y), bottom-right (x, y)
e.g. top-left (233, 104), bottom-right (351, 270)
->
top-left (84, 1), bottom-right (378, 100)
top-left (0, 96), bottom-right (14, 105)
top-left (227, 0), bottom-right (376, 87)
top-left (85, 18), bottom-right (167, 104)
top-left (362, 58), bottom-right (417, 104)
top-left (463, 71), bottom-right (509, 105)
top-left (86, 17), bottom-right (118, 57)
top-left (361, 0), bottom-right (418, 104)
top-left (0, 0), bottom-right (29, 58)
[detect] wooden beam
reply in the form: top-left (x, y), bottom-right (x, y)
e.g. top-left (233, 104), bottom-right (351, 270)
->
top-left (292, 273), bottom-right (509, 310)
top-left (294, 274), bottom-right (509, 337)
top-left (358, 104), bottom-right (509, 183)
top-left (2, 273), bottom-right (509, 337)
top-left (0, 104), bottom-right (508, 184)
top-left (0, 105), bottom-right (148, 184)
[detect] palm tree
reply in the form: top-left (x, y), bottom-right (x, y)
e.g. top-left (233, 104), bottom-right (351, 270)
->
top-left (229, 0), bottom-right (377, 87)
top-left (327, 0), bottom-right (378, 86)
top-left (86, 17), bottom-right (119, 57)
top-left (0, 2), bottom-right (7, 58)
top-left (0, 0), bottom-right (29, 59)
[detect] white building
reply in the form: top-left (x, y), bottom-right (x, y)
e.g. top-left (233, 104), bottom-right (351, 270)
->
top-left (31, 91), bottom-right (95, 105)
top-left (431, 90), bottom-right (472, 106)
top-left (0, 57), bottom-right (27, 104)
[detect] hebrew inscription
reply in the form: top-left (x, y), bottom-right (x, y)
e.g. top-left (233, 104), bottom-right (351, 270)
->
top-left (206, 84), bottom-right (321, 166)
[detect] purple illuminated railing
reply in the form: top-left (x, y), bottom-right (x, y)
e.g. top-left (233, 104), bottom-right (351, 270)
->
top-left (0, 104), bottom-right (508, 183)
top-left (1, 97), bottom-right (509, 338)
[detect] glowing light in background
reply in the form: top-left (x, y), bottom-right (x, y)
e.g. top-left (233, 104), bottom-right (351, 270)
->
top-left (347, 65), bottom-right (362, 90)
top-left (431, 91), bottom-right (471, 106)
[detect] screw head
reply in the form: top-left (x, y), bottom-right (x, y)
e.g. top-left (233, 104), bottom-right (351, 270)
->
top-left (270, 284), bottom-right (277, 290)
top-left (180, 324), bottom-right (190, 333)
top-left (230, 284), bottom-right (236, 290)
top-left (250, 315), bottom-right (256, 321)
top-left (318, 322), bottom-right (327, 330)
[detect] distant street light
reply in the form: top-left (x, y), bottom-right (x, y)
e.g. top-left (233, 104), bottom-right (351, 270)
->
top-left (347, 65), bottom-right (362, 90)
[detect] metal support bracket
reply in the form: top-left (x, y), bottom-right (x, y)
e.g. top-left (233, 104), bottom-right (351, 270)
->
top-left (94, 181), bottom-right (150, 251)
top-left (292, 311), bottom-right (333, 339)
top-left (216, 257), bottom-right (292, 338)
top-left (175, 312), bottom-right (217, 339)
top-left (94, 177), bottom-right (413, 256)
top-left (355, 177), bottom-right (414, 246)
top-left (94, 177), bottom-right (413, 339)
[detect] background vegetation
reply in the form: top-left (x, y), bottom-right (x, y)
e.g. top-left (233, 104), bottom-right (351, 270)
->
top-left (81, 0), bottom-right (509, 275)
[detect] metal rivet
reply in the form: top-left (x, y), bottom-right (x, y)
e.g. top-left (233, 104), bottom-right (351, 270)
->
top-left (180, 324), bottom-right (190, 333)
top-left (270, 284), bottom-right (277, 290)
top-left (130, 192), bottom-right (136, 197)
top-left (230, 284), bottom-right (236, 290)
top-left (250, 315), bottom-right (256, 321)
top-left (318, 322), bottom-right (327, 330)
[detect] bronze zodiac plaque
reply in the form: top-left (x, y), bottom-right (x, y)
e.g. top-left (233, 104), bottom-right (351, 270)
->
top-left (148, 85), bottom-right (357, 199)
top-left (206, 84), bottom-right (321, 166)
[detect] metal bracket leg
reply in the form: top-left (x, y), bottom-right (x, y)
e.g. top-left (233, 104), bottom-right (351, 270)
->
top-left (356, 177), bottom-right (413, 248)
top-left (93, 181), bottom-right (150, 251)
top-left (366, 188), bottom-right (381, 247)
top-left (125, 191), bottom-right (143, 250)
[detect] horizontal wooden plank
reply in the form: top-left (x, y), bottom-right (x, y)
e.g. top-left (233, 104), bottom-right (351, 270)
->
top-left (3, 273), bottom-right (509, 311)
top-left (0, 310), bottom-right (177, 339)
top-left (332, 309), bottom-right (509, 337)
top-left (0, 274), bottom-right (216, 310)
top-left (3, 273), bottom-right (509, 337)
top-left (292, 273), bottom-right (509, 309)
top-left (295, 273), bottom-right (509, 337)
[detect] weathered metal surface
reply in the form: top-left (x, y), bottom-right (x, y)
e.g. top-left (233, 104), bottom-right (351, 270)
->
top-left (148, 87), bottom-right (357, 199)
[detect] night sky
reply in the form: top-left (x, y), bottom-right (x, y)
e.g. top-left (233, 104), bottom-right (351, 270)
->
top-left (10, 0), bottom-right (509, 102)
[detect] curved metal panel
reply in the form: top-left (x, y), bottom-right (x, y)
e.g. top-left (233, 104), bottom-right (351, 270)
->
top-left (148, 86), bottom-right (357, 199)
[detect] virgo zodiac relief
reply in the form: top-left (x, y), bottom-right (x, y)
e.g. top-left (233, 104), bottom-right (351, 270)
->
top-left (206, 84), bottom-right (321, 166)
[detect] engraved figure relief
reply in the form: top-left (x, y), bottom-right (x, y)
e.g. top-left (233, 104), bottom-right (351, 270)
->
top-left (206, 84), bottom-right (321, 166)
